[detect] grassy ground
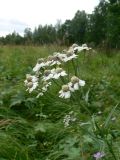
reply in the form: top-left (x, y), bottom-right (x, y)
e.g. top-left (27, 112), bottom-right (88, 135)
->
top-left (0, 45), bottom-right (120, 160)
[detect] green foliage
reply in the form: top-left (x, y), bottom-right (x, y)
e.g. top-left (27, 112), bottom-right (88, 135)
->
top-left (0, 46), bottom-right (120, 159)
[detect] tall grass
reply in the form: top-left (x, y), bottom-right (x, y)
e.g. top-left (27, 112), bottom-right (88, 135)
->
top-left (0, 45), bottom-right (120, 160)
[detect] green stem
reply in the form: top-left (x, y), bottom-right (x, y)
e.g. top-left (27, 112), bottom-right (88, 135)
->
top-left (105, 139), bottom-right (117, 160)
top-left (72, 59), bottom-right (77, 76)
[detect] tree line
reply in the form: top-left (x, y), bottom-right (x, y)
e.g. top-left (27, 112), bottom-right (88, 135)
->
top-left (0, 0), bottom-right (120, 48)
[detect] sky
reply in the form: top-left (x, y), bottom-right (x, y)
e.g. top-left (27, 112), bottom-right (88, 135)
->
top-left (0, 0), bottom-right (99, 36)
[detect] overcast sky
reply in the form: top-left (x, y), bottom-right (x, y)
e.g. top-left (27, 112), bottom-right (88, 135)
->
top-left (0, 0), bottom-right (99, 36)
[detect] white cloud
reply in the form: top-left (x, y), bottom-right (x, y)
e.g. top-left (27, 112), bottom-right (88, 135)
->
top-left (0, 0), bottom-right (99, 36)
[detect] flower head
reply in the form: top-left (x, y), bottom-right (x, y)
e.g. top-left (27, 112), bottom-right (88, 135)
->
top-left (63, 51), bottom-right (78, 62)
top-left (63, 111), bottom-right (76, 127)
top-left (82, 43), bottom-right (91, 51)
top-left (36, 81), bottom-right (51, 98)
top-left (42, 70), bottom-right (53, 81)
top-left (24, 74), bottom-right (38, 93)
top-left (59, 85), bottom-right (71, 99)
top-left (33, 58), bottom-right (46, 72)
top-left (52, 67), bottom-right (67, 79)
top-left (93, 152), bottom-right (105, 159)
top-left (69, 76), bottom-right (85, 92)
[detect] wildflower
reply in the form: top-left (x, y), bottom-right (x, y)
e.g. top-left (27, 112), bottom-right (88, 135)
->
top-left (36, 92), bottom-right (44, 98)
top-left (63, 51), bottom-right (78, 62)
top-left (42, 81), bottom-right (51, 92)
top-left (73, 44), bottom-right (92, 53)
top-left (74, 46), bottom-right (85, 53)
top-left (71, 43), bottom-right (79, 49)
top-left (24, 74), bottom-right (38, 93)
top-left (59, 85), bottom-right (71, 99)
top-left (42, 70), bottom-right (53, 81)
top-left (50, 56), bottom-right (62, 66)
top-left (50, 52), bottom-right (66, 66)
top-left (33, 58), bottom-right (46, 72)
top-left (52, 68), bottom-right (67, 79)
top-left (45, 55), bottom-right (54, 66)
top-left (93, 152), bottom-right (105, 159)
top-left (68, 76), bottom-right (85, 92)
top-left (82, 43), bottom-right (91, 51)
top-left (55, 52), bottom-right (67, 62)
top-left (63, 111), bottom-right (76, 127)
top-left (36, 82), bottom-right (51, 98)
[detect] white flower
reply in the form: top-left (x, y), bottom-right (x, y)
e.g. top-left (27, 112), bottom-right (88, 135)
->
top-left (63, 111), bottom-right (76, 127)
top-left (42, 70), bottom-right (53, 81)
top-left (59, 85), bottom-right (71, 99)
top-left (33, 58), bottom-right (46, 72)
top-left (24, 74), bottom-right (38, 83)
top-left (36, 92), bottom-right (44, 98)
top-left (63, 51), bottom-right (78, 62)
top-left (24, 74), bottom-right (39, 93)
top-left (26, 81), bottom-right (38, 93)
top-left (74, 46), bottom-right (84, 53)
top-left (82, 44), bottom-right (91, 51)
top-left (71, 43), bottom-right (79, 49)
top-left (73, 44), bottom-right (92, 53)
top-left (52, 68), bottom-right (67, 79)
top-left (42, 81), bottom-right (51, 92)
top-left (50, 53), bottom-right (64, 66)
top-left (36, 81), bottom-right (51, 98)
top-left (45, 55), bottom-right (54, 66)
top-left (68, 76), bottom-right (85, 92)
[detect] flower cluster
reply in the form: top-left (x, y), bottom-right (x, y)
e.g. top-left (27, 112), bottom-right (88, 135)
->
top-left (59, 76), bottom-right (85, 99)
top-left (24, 43), bottom-right (89, 98)
top-left (24, 74), bottom-right (38, 93)
top-left (63, 111), bottom-right (76, 127)
top-left (73, 43), bottom-right (92, 53)
top-left (42, 68), bottom-right (67, 81)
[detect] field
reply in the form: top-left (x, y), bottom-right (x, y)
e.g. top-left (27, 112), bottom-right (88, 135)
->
top-left (0, 45), bottom-right (120, 160)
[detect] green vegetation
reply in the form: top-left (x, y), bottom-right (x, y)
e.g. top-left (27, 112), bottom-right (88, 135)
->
top-left (0, 45), bottom-right (120, 160)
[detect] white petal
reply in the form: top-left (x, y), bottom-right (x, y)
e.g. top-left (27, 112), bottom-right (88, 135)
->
top-left (33, 63), bottom-right (41, 72)
top-left (60, 71), bottom-right (67, 76)
top-left (36, 92), bottom-right (44, 98)
top-left (74, 83), bottom-right (79, 90)
top-left (32, 76), bottom-right (38, 82)
top-left (64, 91), bottom-right (71, 99)
top-left (79, 80), bottom-right (85, 86)
top-left (68, 82), bottom-right (75, 92)
top-left (54, 74), bottom-right (60, 79)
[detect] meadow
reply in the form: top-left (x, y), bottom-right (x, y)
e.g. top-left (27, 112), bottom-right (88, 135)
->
top-left (0, 45), bottom-right (120, 160)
